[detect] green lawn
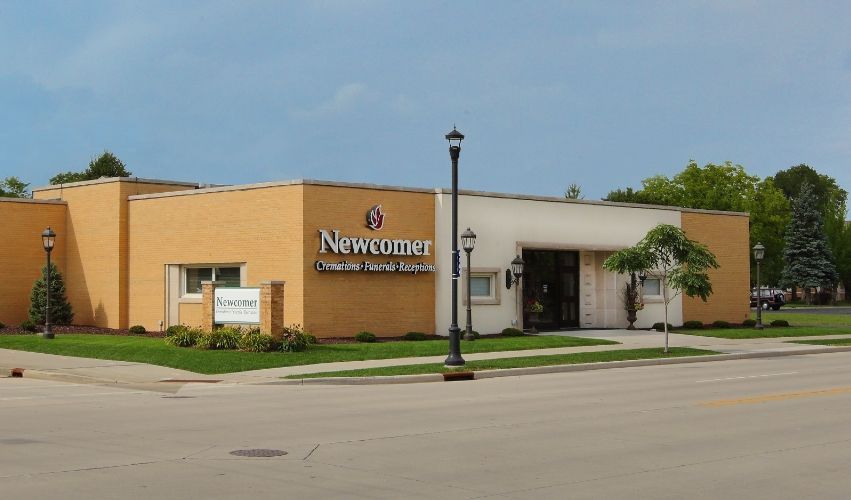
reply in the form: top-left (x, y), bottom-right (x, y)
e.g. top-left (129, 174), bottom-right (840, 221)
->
top-left (0, 334), bottom-right (618, 374)
top-left (675, 310), bottom-right (850, 339)
top-left (286, 347), bottom-right (719, 378)
top-left (791, 338), bottom-right (851, 347)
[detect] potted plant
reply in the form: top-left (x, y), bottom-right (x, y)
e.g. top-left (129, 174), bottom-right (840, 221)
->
top-left (601, 247), bottom-right (651, 330)
top-left (623, 275), bottom-right (644, 330)
top-left (526, 299), bottom-right (544, 332)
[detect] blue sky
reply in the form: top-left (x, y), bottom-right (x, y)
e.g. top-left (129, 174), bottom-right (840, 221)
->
top-left (2, 1), bottom-right (850, 199)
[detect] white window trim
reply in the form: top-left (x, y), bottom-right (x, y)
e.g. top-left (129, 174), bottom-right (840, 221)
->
top-left (179, 263), bottom-right (246, 301)
top-left (641, 276), bottom-right (664, 304)
top-left (462, 267), bottom-right (501, 306)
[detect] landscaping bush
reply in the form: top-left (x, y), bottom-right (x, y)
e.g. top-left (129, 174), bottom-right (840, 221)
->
top-left (197, 327), bottom-right (242, 350)
top-left (712, 320), bottom-right (732, 329)
top-left (651, 322), bottom-right (673, 332)
top-left (129, 325), bottom-right (146, 335)
top-left (20, 319), bottom-right (38, 332)
top-left (279, 324), bottom-right (311, 352)
top-left (402, 331), bottom-right (428, 341)
top-left (164, 327), bottom-right (202, 347)
top-left (0, 321), bottom-right (5, 329)
top-left (682, 320), bottom-right (704, 329)
top-left (501, 327), bottom-right (524, 337)
top-left (238, 330), bottom-right (274, 352)
top-left (742, 319), bottom-right (757, 327)
top-left (304, 333), bottom-right (318, 345)
top-left (463, 330), bottom-right (481, 339)
top-left (28, 263), bottom-right (74, 325)
top-left (164, 324), bottom-right (188, 337)
top-left (770, 319), bottom-right (790, 327)
top-left (355, 331), bottom-right (377, 343)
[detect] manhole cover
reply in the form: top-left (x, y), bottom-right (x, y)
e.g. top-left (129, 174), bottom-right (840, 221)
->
top-left (229, 449), bottom-right (288, 458)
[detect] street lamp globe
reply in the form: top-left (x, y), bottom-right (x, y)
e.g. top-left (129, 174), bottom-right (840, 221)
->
top-left (511, 255), bottom-right (525, 280)
top-left (753, 242), bottom-right (765, 262)
top-left (461, 227), bottom-right (476, 252)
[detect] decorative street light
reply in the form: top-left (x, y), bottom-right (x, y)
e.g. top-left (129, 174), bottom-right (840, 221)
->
top-left (506, 254), bottom-right (525, 327)
top-left (445, 127), bottom-right (465, 366)
top-left (753, 242), bottom-right (765, 330)
top-left (41, 227), bottom-right (56, 339)
top-left (461, 227), bottom-right (477, 341)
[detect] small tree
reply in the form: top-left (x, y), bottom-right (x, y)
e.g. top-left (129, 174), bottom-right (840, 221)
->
top-left (604, 224), bottom-right (718, 352)
top-left (50, 150), bottom-right (132, 185)
top-left (0, 176), bottom-right (30, 198)
top-left (564, 183), bottom-right (584, 200)
top-left (29, 263), bottom-right (74, 325)
top-left (780, 181), bottom-right (838, 303)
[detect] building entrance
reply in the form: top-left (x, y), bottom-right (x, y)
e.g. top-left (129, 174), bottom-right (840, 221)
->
top-left (522, 250), bottom-right (580, 330)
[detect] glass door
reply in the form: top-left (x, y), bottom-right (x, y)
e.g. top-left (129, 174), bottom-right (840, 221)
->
top-left (522, 250), bottom-right (580, 330)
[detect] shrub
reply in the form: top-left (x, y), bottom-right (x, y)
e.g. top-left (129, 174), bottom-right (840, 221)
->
top-left (279, 324), bottom-right (310, 352)
top-left (355, 331), bottom-right (377, 343)
top-left (164, 327), bottom-right (202, 347)
top-left (402, 331), bottom-right (428, 341)
top-left (770, 319), bottom-right (790, 327)
top-left (463, 330), bottom-right (481, 339)
top-left (712, 320), bottom-right (732, 329)
top-left (742, 319), bottom-right (757, 327)
top-left (651, 322), bottom-right (673, 332)
top-left (501, 327), bottom-right (524, 337)
top-left (28, 263), bottom-right (74, 325)
top-left (239, 330), bottom-right (274, 352)
top-left (164, 324), bottom-right (188, 337)
top-left (0, 321), bottom-right (5, 329)
top-left (196, 327), bottom-right (242, 350)
top-left (129, 325), bottom-right (146, 335)
top-left (20, 319), bottom-right (38, 332)
top-left (682, 320), bottom-right (704, 329)
top-left (304, 333), bottom-right (318, 345)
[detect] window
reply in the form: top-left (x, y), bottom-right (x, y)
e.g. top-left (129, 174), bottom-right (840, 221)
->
top-left (182, 265), bottom-right (242, 296)
top-left (642, 278), bottom-right (661, 296)
top-left (463, 268), bottom-right (501, 305)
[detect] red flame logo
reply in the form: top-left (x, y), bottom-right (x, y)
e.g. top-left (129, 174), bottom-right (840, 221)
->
top-left (366, 204), bottom-right (385, 230)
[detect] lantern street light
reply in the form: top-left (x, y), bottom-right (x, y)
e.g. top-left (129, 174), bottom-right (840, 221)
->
top-left (461, 228), bottom-right (477, 341)
top-left (41, 227), bottom-right (56, 339)
top-left (506, 254), bottom-right (525, 326)
top-left (445, 127), bottom-right (465, 366)
top-left (753, 242), bottom-right (765, 330)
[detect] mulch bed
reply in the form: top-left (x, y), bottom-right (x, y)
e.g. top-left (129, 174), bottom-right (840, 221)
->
top-left (0, 325), bottom-right (165, 337)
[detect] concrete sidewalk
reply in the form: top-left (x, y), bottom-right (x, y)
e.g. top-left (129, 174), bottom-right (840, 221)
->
top-left (3, 329), bottom-right (851, 386)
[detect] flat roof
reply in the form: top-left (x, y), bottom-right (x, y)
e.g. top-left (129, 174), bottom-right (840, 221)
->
top-left (31, 176), bottom-right (200, 192)
top-left (0, 197), bottom-right (66, 205)
top-left (122, 176), bottom-right (747, 217)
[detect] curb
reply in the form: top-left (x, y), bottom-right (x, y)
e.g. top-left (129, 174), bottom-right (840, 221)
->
top-left (1, 367), bottom-right (123, 385)
top-left (274, 346), bottom-right (851, 385)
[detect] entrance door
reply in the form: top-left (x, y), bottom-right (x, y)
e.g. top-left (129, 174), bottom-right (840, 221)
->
top-left (522, 250), bottom-right (580, 330)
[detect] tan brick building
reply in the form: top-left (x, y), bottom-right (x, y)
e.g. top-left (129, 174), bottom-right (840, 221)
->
top-left (0, 177), bottom-right (749, 336)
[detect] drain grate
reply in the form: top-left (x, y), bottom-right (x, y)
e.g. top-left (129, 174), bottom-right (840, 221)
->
top-left (229, 449), bottom-right (288, 458)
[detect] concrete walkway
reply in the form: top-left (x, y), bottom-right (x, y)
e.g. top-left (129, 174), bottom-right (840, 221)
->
top-left (3, 329), bottom-right (851, 386)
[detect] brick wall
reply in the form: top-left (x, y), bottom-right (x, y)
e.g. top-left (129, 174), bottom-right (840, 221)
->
top-left (681, 211), bottom-right (751, 324)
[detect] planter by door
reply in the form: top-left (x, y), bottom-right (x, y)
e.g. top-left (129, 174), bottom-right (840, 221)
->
top-left (626, 309), bottom-right (637, 330)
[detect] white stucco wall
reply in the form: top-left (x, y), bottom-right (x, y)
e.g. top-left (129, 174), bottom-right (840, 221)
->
top-left (434, 191), bottom-right (683, 335)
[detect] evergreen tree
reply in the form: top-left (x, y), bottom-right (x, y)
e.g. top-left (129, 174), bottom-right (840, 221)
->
top-left (780, 181), bottom-right (839, 303)
top-left (28, 263), bottom-right (74, 325)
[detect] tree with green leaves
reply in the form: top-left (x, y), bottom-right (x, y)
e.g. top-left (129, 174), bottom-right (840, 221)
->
top-left (29, 263), bottom-right (74, 325)
top-left (605, 160), bottom-right (791, 286)
top-left (0, 176), bottom-right (30, 198)
top-left (780, 181), bottom-right (839, 304)
top-left (50, 150), bottom-right (132, 185)
top-left (564, 183), bottom-right (584, 199)
top-left (603, 224), bottom-right (719, 352)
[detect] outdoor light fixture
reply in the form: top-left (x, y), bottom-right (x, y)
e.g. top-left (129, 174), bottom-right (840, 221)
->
top-left (41, 227), bottom-right (56, 339)
top-left (638, 270), bottom-right (647, 285)
top-left (461, 227), bottom-right (477, 341)
top-left (753, 242), bottom-right (765, 330)
top-left (506, 255), bottom-right (524, 289)
top-left (445, 127), bottom-right (465, 366)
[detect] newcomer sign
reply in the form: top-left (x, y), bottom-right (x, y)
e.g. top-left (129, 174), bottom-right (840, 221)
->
top-left (214, 288), bottom-right (261, 324)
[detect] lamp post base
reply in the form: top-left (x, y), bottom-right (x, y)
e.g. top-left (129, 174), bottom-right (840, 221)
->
top-left (445, 326), bottom-right (465, 366)
top-left (41, 330), bottom-right (54, 339)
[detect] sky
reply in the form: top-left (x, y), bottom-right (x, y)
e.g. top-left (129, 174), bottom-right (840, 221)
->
top-left (1, 1), bottom-right (850, 200)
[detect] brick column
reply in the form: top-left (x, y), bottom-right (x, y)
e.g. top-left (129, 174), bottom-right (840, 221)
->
top-left (261, 281), bottom-right (286, 338)
top-left (201, 281), bottom-right (225, 332)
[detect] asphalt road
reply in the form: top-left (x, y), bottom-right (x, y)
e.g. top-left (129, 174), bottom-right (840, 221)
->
top-left (4, 352), bottom-right (851, 499)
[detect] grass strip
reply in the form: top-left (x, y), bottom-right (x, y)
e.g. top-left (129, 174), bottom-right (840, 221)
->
top-left (285, 347), bottom-right (718, 379)
top-left (0, 334), bottom-right (617, 374)
top-left (675, 326), bottom-right (850, 339)
top-left (791, 338), bottom-right (851, 347)
top-left (754, 312), bottom-right (851, 328)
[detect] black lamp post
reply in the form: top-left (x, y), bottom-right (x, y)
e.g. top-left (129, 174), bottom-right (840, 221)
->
top-left (41, 227), bottom-right (56, 339)
top-left (445, 127), bottom-right (465, 366)
top-left (461, 228), bottom-right (477, 341)
top-left (753, 242), bottom-right (765, 330)
top-left (506, 254), bottom-right (525, 326)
